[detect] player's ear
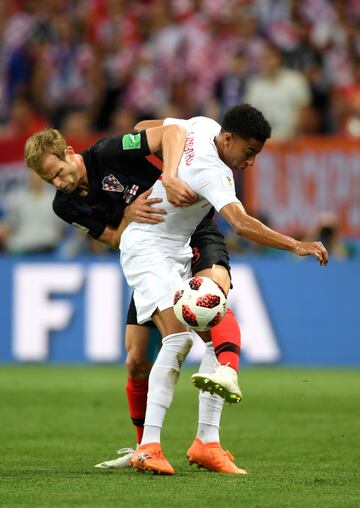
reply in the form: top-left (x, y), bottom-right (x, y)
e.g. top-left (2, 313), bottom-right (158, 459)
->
top-left (65, 146), bottom-right (75, 157)
top-left (223, 132), bottom-right (233, 147)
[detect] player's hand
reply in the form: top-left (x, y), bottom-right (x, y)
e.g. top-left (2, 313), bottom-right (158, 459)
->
top-left (124, 188), bottom-right (167, 224)
top-left (293, 241), bottom-right (329, 266)
top-left (162, 176), bottom-right (198, 207)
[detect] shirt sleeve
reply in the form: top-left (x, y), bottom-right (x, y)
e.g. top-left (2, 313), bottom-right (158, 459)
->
top-left (94, 130), bottom-right (151, 165)
top-left (52, 199), bottom-right (107, 239)
top-left (163, 117), bottom-right (192, 129)
top-left (194, 159), bottom-right (241, 213)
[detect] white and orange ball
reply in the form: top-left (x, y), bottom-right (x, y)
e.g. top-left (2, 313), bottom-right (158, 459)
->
top-left (173, 276), bottom-right (227, 332)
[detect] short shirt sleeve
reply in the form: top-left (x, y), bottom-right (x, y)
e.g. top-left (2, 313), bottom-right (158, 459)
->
top-left (70, 216), bottom-right (106, 239)
top-left (163, 117), bottom-right (190, 129)
top-left (52, 196), bottom-right (107, 239)
top-left (192, 156), bottom-right (241, 213)
top-left (92, 130), bottom-right (151, 165)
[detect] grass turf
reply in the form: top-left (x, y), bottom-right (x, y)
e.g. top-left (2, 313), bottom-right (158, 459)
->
top-left (0, 366), bottom-right (359, 508)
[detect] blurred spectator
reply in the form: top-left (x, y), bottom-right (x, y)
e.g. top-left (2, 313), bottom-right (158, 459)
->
top-left (211, 51), bottom-right (249, 121)
top-left (123, 45), bottom-right (167, 118)
top-left (121, 3), bottom-right (182, 118)
top-left (282, 20), bottom-right (332, 133)
top-left (30, 14), bottom-right (104, 127)
top-left (295, 104), bottom-right (323, 136)
top-left (254, 0), bottom-right (291, 29)
top-left (333, 58), bottom-right (360, 137)
top-left (304, 211), bottom-right (353, 260)
top-left (180, 6), bottom-right (238, 114)
top-left (164, 78), bottom-right (197, 119)
top-left (107, 106), bottom-right (138, 135)
top-left (90, 2), bottom-right (142, 130)
top-left (0, 1), bottom-right (34, 117)
top-left (232, 10), bottom-right (266, 75)
top-left (245, 42), bottom-right (311, 140)
top-left (60, 110), bottom-right (94, 139)
top-left (0, 171), bottom-right (64, 255)
top-left (0, 96), bottom-right (47, 138)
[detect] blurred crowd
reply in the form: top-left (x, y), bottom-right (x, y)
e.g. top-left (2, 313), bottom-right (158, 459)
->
top-left (1, 0), bottom-right (360, 139)
top-left (0, 0), bottom-right (359, 259)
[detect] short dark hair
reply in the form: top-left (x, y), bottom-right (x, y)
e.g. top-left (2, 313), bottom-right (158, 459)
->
top-left (221, 104), bottom-right (271, 143)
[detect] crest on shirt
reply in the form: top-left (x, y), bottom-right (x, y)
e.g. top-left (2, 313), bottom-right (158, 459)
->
top-left (102, 174), bottom-right (124, 192)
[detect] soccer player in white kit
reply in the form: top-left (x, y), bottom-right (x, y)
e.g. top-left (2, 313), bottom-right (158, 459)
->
top-left (120, 104), bottom-right (328, 475)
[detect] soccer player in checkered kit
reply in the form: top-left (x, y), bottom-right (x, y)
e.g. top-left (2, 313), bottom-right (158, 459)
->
top-left (117, 105), bottom-right (328, 475)
top-left (24, 119), bottom-right (249, 475)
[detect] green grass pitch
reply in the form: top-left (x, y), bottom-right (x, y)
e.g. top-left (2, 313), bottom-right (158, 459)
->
top-left (0, 366), bottom-right (359, 508)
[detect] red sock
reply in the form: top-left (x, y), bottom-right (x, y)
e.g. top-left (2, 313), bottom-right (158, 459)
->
top-left (125, 377), bottom-right (148, 445)
top-left (209, 307), bottom-right (241, 372)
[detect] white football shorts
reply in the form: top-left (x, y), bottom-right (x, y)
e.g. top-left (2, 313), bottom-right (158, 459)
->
top-left (120, 248), bottom-right (192, 324)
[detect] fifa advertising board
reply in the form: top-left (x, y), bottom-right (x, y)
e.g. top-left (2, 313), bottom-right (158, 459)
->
top-left (0, 256), bottom-right (359, 366)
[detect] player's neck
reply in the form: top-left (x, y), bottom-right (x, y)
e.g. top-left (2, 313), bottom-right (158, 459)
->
top-left (214, 134), bottom-right (224, 164)
top-left (76, 154), bottom-right (89, 196)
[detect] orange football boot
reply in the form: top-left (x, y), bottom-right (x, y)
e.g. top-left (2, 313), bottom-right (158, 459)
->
top-left (187, 438), bottom-right (247, 475)
top-left (131, 443), bottom-right (174, 475)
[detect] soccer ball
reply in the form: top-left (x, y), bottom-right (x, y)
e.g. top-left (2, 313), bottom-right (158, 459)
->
top-left (173, 276), bottom-right (227, 331)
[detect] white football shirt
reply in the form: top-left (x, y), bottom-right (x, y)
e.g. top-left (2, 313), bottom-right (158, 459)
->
top-left (120, 116), bottom-right (240, 255)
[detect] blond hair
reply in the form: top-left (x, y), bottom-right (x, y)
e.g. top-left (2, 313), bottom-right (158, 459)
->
top-left (24, 128), bottom-right (67, 173)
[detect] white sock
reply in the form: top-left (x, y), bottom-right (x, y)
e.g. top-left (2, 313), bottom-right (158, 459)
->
top-left (196, 341), bottom-right (224, 444)
top-left (141, 331), bottom-right (193, 445)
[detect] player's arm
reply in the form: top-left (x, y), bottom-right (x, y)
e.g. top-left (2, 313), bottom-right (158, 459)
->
top-left (220, 202), bottom-right (328, 265)
top-left (97, 223), bottom-right (126, 250)
top-left (55, 189), bottom-right (166, 251)
top-left (135, 119), bottom-right (163, 130)
top-left (96, 188), bottom-right (167, 249)
top-left (137, 121), bottom-right (198, 207)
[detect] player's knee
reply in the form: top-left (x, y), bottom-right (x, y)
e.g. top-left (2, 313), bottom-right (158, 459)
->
top-left (126, 352), bottom-right (150, 379)
top-left (195, 265), bottom-right (231, 294)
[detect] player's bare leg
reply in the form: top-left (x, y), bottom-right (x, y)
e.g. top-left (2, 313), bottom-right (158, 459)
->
top-left (95, 325), bottom-right (152, 469)
top-left (195, 265), bottom-right (231, 294)
top-left (191, 266), bottom-right (242, 403)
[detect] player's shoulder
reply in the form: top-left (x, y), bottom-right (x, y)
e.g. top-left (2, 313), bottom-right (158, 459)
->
top-left (191, 118), bottom-right (221, 154)
top-left (88, 134), bottom-right (121, 155)
top-left (188, 116), bottom-right (221, 132)
top-left (189, 118), bottom-right (221, 161)
top-left (166, 116), bottom-right (220, 131)
top-left (84, 132), bottom-right (143, 153)
top-left (191, 116), bottom-right (221, 127)
top-left (52, 190), bottom-right (77, 220)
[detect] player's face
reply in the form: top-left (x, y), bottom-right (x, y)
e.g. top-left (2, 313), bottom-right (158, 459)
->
top-left (221, 133), bottom-right (264, 172)
top-left (39, 148), bottom-right (80, 193)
